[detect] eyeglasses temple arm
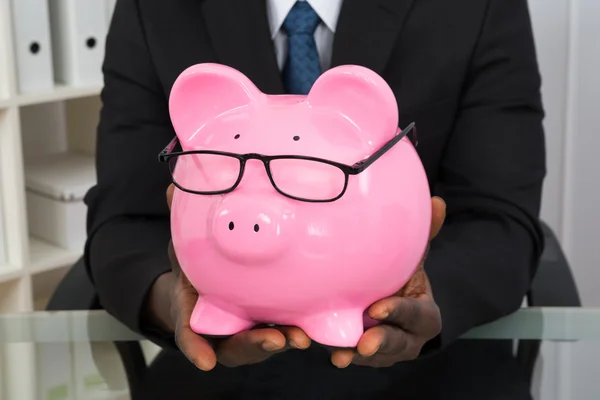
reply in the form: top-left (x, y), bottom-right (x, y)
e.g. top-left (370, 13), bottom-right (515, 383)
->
top-left (349, 122), bottom-right (416, 173)
top-left (158, 136), bottom-right (180, 162)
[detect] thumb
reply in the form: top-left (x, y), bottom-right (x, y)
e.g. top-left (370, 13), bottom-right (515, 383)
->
top-left (167, 184), bottom-right (175, 210)
top-left (429, 196), bottom-right (446, 241)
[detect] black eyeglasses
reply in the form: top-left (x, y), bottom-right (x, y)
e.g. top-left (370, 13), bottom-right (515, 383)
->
top-left (158, 122), bottom-right (417, 203)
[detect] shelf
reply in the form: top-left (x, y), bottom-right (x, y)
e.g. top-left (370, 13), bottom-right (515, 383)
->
top-left (0, 278), bottom-right (22, 313)
top-left (24, 152), bottom-right (96, 202)
top-left (0, 84), bottom-right (102, 109)
top-left (0, 96), bottom-right (10, 109)
top-left (32, 265), bottom-right (70, 310)
top-left (29, 237), bottom-right (80, 274)
top-left (0, 265), bottom-right (22, 283)
top-left (0, 2), bottom-right (115, 398)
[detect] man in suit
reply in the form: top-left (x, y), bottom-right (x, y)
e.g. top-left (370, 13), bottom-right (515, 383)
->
top-left (84, 0), bottom-right (546, 398)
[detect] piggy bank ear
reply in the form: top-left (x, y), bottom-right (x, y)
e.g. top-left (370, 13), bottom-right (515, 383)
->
top-left (306, 65), bottom-right (399, 145)
top-left (168, 63), bottom-right (263, 148)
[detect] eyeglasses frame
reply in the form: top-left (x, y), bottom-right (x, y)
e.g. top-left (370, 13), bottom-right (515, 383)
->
top-left (158, 122), bottom-right (417, 203)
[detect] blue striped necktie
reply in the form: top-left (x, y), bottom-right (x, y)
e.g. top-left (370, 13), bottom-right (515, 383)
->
top-left (281, 1), bottom-right (321, 95)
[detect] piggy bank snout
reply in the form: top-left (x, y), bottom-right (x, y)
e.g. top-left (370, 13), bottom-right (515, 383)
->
top-left (211, 196), bottom-right (291, 263)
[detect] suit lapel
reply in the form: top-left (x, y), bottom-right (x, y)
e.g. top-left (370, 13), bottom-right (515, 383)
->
top-left (201, 0), bottom-right (285, 94)
top-left (331, 0), bottom-right (416, 74)
top-left (150, 0), bottom-right (283, 94)
top-left (159, 0), bottom-right (411, 95)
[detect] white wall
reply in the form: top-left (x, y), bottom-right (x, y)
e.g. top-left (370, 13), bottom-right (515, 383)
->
top-left (528, 0), bottom-right (600, 399)
top-left (529, 0), bottom-right (570, 234)
top-left (558, 0), bottom-right (600, 399)
top-left (562, 0), bottom-right (600, 306)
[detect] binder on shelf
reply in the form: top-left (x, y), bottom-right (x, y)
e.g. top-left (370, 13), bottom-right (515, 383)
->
top-left (48, 0), bottom-right (107, 87)
top-left (24, 152), bottom-right (96, 252)
top-left (10, 0), bottom-right (55, 94)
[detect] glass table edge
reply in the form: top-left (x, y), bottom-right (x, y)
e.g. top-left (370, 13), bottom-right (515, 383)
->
top-left (1, 307), bottom-right (600, 343)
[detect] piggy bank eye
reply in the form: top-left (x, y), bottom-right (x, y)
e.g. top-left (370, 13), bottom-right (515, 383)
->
top-left (234, 134), bottom-right (241, 139)
top-left (293, 136), bottom-right (300, 141)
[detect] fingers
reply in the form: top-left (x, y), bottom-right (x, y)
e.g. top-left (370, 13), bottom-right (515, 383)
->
top-left (331, 326), bottom-right (411, 368)
top-left (277, 326), bottom-right (312, 350)
top-left (368, 297), bottom-right (441, 337)
top-left (396, 265), bottom-right (431, 298)
top-left (175, 323), bottom-right (218, 371)
top-left (216, 325), bottom-right (312, 367)
top-left (330, 325), bottom-right (404, 369)
top-left (429, 196), bottom-right (446, 241)
top-left (357, 325), bottom-right (411, 358)
top-left (166, 183), bottom-right (175, 210)
top-left (351, 325), bottom-right (418, 367)
top-left (167, 240), bottom-right (183, 275)
top-left (332, 324), bottom-right (421, 369)
top-left (173, 279), bottom-right (217, 371)
top-left (330, 347), bottom-right (356, 368)
top-left (216, 328), bottom-right (287, 367)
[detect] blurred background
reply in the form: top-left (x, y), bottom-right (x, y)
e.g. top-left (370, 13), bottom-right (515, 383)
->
top-left (0, 0), bottom-right (599, 399)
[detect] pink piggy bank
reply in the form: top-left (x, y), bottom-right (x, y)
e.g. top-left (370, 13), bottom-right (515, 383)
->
top-left (162, 63), bottom-right (431, 348)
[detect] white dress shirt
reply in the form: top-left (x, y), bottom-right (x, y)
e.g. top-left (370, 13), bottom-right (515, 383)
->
top-left (266, 0), bottom-right (344, 72)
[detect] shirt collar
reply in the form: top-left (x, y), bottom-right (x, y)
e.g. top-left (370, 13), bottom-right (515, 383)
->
top-left (267, 0), bottom-right (344, 39)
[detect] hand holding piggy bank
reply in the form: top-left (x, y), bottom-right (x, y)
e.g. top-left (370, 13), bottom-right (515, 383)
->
top-left (161, 63), bottom-right (432, 348)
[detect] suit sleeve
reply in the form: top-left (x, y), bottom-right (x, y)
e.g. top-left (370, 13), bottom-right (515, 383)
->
top-left (421, 0), bottom-right (546, 353)
top-left (83, 0), bottom-right (174, 346)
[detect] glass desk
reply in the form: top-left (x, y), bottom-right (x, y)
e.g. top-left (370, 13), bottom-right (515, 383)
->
top-left (1, 307), bottom-right (600, 400)
top-left (2, 307), bottom-right (600, 343)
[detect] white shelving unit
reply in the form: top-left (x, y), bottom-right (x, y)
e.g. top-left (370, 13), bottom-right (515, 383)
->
top-left (0, 1), bottom-right (147, 399)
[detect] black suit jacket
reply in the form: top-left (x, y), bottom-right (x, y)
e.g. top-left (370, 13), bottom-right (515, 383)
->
top-left (84, 0), bottom-right (545, 398)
